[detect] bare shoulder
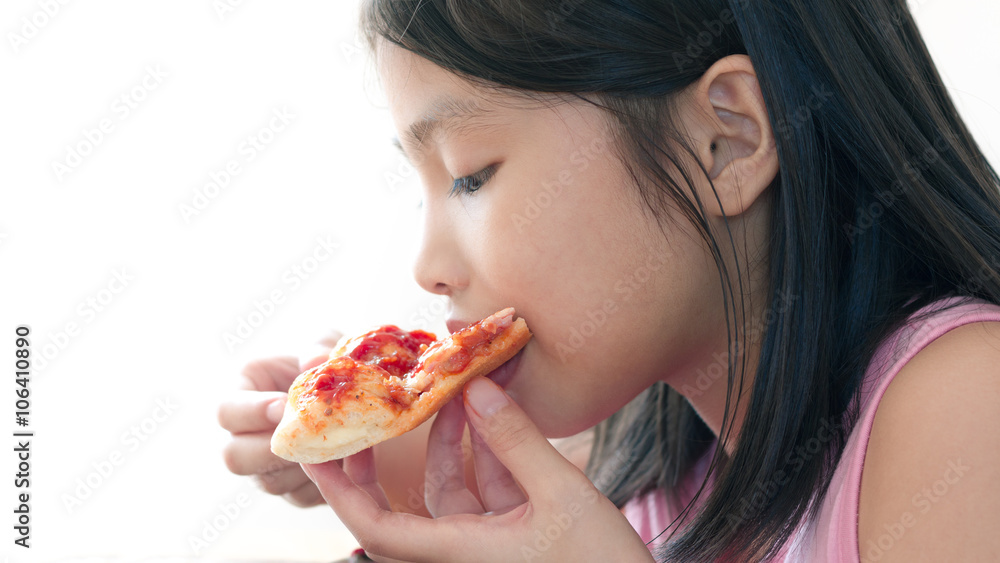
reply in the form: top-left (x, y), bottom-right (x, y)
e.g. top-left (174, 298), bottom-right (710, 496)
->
top-left (858, 321), bottom-right (1000, 562)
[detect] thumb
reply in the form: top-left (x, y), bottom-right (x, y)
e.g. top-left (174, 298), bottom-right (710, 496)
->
top-left (462, 377), bottom-right (586, 496)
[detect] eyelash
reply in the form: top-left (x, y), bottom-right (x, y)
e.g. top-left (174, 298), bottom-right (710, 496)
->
top-left (449, 165), bottom-right (497, 197)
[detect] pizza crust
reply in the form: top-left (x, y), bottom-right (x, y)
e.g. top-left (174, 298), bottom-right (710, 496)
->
top-left (271, 312), bottom-right (531, 463)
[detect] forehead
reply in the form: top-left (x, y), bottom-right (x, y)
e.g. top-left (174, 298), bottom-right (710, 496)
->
top-left (377, 44), bottom-right (486, 114)
top-left (375, 43), bottom-right (570, 151)
top-left (376, 43), bottom-right (571, 116)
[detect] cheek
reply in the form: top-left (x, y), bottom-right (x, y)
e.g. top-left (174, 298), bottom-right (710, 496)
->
top-left (485, 197), bottom-right (722, 437)
top-left (449, 110), bottom-right (723, 436)
top-left (483, 152), bottom-right (643, 301)
top-left (472, 175), bottom-right (679, 434)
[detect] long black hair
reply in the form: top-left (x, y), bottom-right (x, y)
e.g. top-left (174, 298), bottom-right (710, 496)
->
top-left (360, 0), bottom-right (1000, 560)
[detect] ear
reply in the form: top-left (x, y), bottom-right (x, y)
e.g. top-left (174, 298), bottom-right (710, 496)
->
top-left (680, 54), bottom-right (779, 218)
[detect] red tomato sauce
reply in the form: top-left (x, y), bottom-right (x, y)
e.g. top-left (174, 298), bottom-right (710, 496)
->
top-left (347, 326), bottom-right (436, 377)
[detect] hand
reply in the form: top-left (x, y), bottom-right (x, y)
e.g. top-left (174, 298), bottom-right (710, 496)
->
top-left (217, 331), bottom-right (342, 507)
top-left (303, 377), bottom-right (654, 563)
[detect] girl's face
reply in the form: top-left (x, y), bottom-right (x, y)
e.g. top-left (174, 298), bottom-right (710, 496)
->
top-left (380, 46), bottom-right (729, 438)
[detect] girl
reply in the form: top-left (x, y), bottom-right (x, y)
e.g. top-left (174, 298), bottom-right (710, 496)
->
top-left (219, 0), bottom-right (1000, 560)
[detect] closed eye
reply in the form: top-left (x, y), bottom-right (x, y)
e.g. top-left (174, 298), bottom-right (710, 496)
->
top-left (449, 165), bottom-right (497, 197)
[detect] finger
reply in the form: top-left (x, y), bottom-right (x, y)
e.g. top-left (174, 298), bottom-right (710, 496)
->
top-left (298, 330), bottom-right (345, 371)
top-left (304, 460), bottom-right (490, 561)
top-left (424, 399), bottom-right (483, 517)
top-left (218, 391), bottom-right (287, 433)
top-left (222, 432), bottom-right (299, 475)
top-left (468, 423), bottom-right (527, 514)
top-left (283, 479), bottom-right (326, 508)
top-left (253, 465), bottom-right (313, 496)
top-left (240, 356), bottom-right (301, 391)
top-left (343, 448), bottom-right (393, 512)
top-left (463, 377), bottom-right (586, 496)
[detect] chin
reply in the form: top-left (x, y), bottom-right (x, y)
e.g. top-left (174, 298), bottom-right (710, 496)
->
top-left (492, 343), bottom-right (615, 438)
top-left (507, 382), bottom-right (596, 439)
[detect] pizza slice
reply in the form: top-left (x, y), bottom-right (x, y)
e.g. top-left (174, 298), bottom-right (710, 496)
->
top-left (270, 307), bottom-right (531, 463)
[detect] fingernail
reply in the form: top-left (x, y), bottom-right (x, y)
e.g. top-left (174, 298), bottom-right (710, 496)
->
top-left (465, 377), bottom-right (508, 418)
top-left (266, 398), bottom-right (286, 424)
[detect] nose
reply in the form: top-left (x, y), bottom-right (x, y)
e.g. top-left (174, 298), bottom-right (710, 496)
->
top-left (412, 202), bottom-right (468, 297)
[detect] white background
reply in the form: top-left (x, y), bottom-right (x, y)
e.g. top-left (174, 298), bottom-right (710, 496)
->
top-left (1, 0), bottom-right (998, 561)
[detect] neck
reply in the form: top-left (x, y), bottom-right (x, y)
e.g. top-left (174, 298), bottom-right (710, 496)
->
top-left (669, 192), bottom-right (775, 456)
top-left (671, 285), bottom-right (779, 456)
top-left (675, 338), bottom-right (760, 456)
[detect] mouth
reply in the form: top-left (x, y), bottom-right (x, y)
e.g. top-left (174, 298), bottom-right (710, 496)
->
top-left (446, 309), bottom-right (527, 390)
top-left (445, 318), bottom-right (471, 334)
top-left (446, 309), bottom-right (521, 335)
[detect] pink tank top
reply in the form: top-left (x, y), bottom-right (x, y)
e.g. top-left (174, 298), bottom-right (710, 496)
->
top-left (622, 296), bottom-right (1000, 560)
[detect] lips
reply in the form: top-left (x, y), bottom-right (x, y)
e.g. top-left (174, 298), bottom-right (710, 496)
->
top-left (446, 318), bottom-right (473, 334)
top-left (445, 309), bottom-right (519, 335)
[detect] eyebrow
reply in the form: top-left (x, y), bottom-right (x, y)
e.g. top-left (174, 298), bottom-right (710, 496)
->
top-left (391, 95), bottom-right (493, 160)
